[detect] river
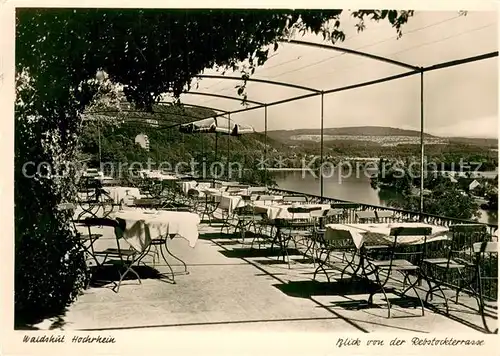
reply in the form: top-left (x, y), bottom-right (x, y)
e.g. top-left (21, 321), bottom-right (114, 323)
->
top-left (271, 170), bottom-right (498, 225)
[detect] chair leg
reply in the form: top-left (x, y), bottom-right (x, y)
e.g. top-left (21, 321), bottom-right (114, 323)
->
top-left (114, 263), bottom-right (142, 293)
top-left (340, 251), bottom-right (359, 280)
top-left (473, 268), bottom-right (498, 334)
top-left (313, 248), bottom-right (331, 283)
top-left (368, 267), bottom-right (392, 318)
top-left (400, 271), bottom-right (426, 316)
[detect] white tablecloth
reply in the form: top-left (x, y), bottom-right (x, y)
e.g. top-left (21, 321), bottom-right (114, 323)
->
top-left (253, 202), bottom-right (331, 220)
top-left (218, 194), bottom-right (249, 214)
top-left (325, 222), bottom-right (450, 249)
top-left (111, 209), bottom-right (201, 252)
top-left (103, 187), bottom-right (141, 204)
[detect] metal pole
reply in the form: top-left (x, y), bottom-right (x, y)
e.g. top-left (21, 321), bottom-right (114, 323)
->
top-left (227, 113), bottom-right (231, 180)
top-left (214, 132), bottom-right (218, 182)
top-left (419, 70), bottom-right (424, 219)
top-left (264, 105), bottom-right (268, 184)
top-left (320, 92), bottom-right (324, 202)
top-left (98, 119), bottom-right (102, 170)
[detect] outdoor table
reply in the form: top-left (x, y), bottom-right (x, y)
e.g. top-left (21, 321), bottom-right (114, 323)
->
top-left (253, 201), bottom-right (331, 220)
top-left (111, 208), bottom-right (200, 281)
top-left (325, 222), bottom-right (450, 250)
top-left (318, 222), bottom-right (450, 317)
top-left (103, 186), bottom-right (142, 205)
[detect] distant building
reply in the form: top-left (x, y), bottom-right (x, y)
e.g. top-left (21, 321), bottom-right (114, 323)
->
top-left (146, 119), bottom-right (159, 127)
top-left (446, 175), bottom-right (458, 183)
top-left (135, 133), bottom-right (150, 151)
top-left (469, 179), bottom-right (481, 191)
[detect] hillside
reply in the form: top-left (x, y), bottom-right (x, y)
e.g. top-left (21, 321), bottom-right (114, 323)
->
top-left (267, 126), bottom-right (436, 138)
top-left (266, 126), bottom-right (498, 149)
top-left (79, 104), bottom-right (286, 181)
top-left (79, 106), bottom-right (498, 176)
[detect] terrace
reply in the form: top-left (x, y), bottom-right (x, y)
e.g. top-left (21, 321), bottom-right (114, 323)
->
top-left (31, 180), bottom-right (497, 334)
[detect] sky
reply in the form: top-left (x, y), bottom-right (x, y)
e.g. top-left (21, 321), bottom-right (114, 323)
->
top-left (177, 10), bottom-right (498, 138)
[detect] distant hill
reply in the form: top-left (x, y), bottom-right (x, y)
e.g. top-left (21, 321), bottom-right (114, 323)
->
top-left (266, 126), bottom-right (498, 148)
top-left (267, 126), bottom-right (434, 139)
top-left (447, 137), bottom-right (498, 148)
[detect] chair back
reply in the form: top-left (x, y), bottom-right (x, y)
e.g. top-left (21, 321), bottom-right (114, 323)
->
top-left (331, 202), bottom-right (360, 209)
top-left (356, 210), bottom-right (376, 222)
top-left (450, 224), bottom-right (489, 259)
top-left (81, 217), bottom-right (119, 228)
top-left (133, 198), bottom-right (163, 209)
top-left (234, 205), bottom-right (263, 218)
top-left (287, 206), bottom-right (320, 214)
top-left (450, 224), bottom-right (487, 234)
top-left (248, 186), bottom-right (268, 194)
top-left (255, 195), bottom-right (277, 203)
top-left (187, 189), bottom-right (200, 198)
top-left (375, 210), bottom-right (395, 221)
top-left (389, 226), bottom-right (432, 237)
top-left (473, 241), bottom-right (498, 254)
top-left (57, 202), bottom-right (76, 211)
top-left (226, 186), bottom-right (243, 195)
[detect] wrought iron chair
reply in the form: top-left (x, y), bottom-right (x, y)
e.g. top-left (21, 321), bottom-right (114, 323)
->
top-left (472, 241), bottom-right (498, 334)
top-left (305, 208), bottom-right (343, 267)
top-left (271, 206), bottom-right (320, 268)
top-left (282, 195), bottom-right (308, 204)
top-left (330, 202), bottom-right (360, 223)
top-left (82, 217), bottom-right (143, 293)
top-left (375, 210), bottom-right (396, 223)
top-left (229, 205), bottom-right (266, 246)
top-left (422, 224), bottom-right (487, 313)
top-left (57, 203), bottom-right (104, 288)
top-left (356, 210), bottom-right (377, 223)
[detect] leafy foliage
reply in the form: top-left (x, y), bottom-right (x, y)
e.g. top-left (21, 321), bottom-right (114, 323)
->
top-left (389, 187), bottom-right (481, 221)
top-left (376, 169), bottom-right (482, 220)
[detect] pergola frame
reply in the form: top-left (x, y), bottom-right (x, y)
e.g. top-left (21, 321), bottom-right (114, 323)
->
top-left (101, 39), bottom-right (498, 218)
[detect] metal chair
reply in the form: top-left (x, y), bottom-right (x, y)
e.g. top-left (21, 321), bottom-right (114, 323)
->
top-left (271, 206), bottom-right (320, 268)
top-left (356, 210), bottom-right (377, 223)
top-left (330, 202), bottom-right (360, 223)
top-left (423, 224), bottom-right (487, 313)
top-left (282, 195), bottom-right (308, 204)
top-left (366, 226), bottom-right (432, 318)
top-left (472, 241), bottom-right (498, 334)
top-left (375, 210), bottom-right (396, 222)
top-left (57, 203), bottom-right (103, 268)
top-left (305, 208), bottom-right (343, 267)
top-left (230, 205), bottom-right (266, 246)
top-left (83, 217), bottom-right (143, 292)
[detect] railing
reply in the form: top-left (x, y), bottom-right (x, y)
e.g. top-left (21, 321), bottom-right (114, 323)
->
top-left (267, 186), bottom-right (498, 301)
top-left (268, 186), bottom-right (498, 231)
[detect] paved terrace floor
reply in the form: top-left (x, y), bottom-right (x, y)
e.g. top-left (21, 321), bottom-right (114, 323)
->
top-left (33, 222), bottom-right (496, 333)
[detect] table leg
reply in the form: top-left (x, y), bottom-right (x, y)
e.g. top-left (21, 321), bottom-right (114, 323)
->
top-left (164, 236), bottom-right (189, 274)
